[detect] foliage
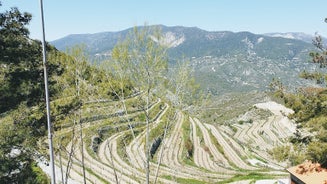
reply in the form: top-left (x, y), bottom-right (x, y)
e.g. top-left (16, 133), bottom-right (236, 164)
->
top-left (273, 18), bottom-right (327, 167)
top-left (30, 162), bottom-right (50, 184)
top-left (163, 175), bottom-right (204, 184)
top-left (111, 26), bottom-right (168, 94)
top-left (299, 70), bottom-right (326, 84)
top-left (278, 87), bottom-right (327, 166)
top-left (269, 145), bottom-right (291, 162)
top-left (0, 4), bottom-right (124, 182)
top-left (181, 116), bottom-right (193, 159)
top-left (111, 25), bottom-right (169, 183)
top-left (0, 4), bottom-right (55, 182)
top-left (166, 59), bottom-right (201, 111)
top-left (0, 106), bottom-right (48, 183)
top-left (217, 172), bottom-right (275, 184)
top-left (269, 78), bottom-right (285, 98)
top-left (1, 8), bottom-right (39, 112)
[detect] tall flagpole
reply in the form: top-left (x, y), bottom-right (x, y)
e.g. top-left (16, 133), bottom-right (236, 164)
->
top-left (39, 0), bottom-right (56, 183)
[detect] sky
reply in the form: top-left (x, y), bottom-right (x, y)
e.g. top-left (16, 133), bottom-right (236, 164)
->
top-left (1, 0), bottom-right (327, 41)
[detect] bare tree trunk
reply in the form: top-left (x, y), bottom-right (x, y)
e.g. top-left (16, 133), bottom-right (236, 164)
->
top-left (107, 73), bottom-right (136, 140)
top-left (79, 118), bottom-right (86, 184)
top-left (154, 121), bottom-right (169, 184)
top-left (58, 138), bottom-right (65, 184)
top-left (145, 75), bottom-right (150, 184)
top-left (76, 66), bottom-right (86, 184)
top-left (64, 120), bottom-right (76, 184)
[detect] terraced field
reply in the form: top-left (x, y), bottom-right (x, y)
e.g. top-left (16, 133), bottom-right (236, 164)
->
top-left (51, 94), bottom-right (295, 183)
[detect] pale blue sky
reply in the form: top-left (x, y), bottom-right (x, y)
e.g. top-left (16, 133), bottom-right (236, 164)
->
top-left (1, 0), bottom-right (327, 41)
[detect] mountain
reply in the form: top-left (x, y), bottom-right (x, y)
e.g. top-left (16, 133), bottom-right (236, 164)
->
top-left (51, 25), bottom-right (315, 60)
top-left (51, 25), bottom-right (322, 95)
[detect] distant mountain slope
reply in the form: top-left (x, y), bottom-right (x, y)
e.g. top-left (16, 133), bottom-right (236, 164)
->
top-left (192, 55), bottom-right (323, 95)
top-left (51, 25), bottom-right (315, 61)
top-left (51, 25), bottom-right (322, 94)
top-left (51, 29), bottom-right (130, 55)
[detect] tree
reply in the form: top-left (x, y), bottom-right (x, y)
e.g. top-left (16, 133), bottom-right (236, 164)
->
top-left (0, 6), bottom-right (35, 112)
top-left (166, 59), bottom-right (200, 111)
top-left (112, 26), bottom-right (168, 184)
top-left (0, 3), bottom-right (63, 182)
top-left (283, 18), bottom-right (327, 167)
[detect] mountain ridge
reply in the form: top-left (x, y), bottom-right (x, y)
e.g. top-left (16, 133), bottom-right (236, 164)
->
top-left (51, 25), bottom-right (323, 95)
top-left (50, 25), bottom-right (316, 60)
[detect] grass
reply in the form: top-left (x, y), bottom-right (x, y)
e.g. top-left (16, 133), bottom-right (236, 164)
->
top-left (148, 108), bottom-right (174, 160)
top-left (217, 172), bottom-right (275, 184)
top-left (116, 129), bottom-right (142, 161)
top-left (208, 129), bottom-right (225, 156)
top-left (85, 167), bottom-right (110, 184)
top-left (181, 115), bottom-right (194, 162)
top-left (148, 101), bottom-right (166, 121)
top-left (198, 92), bottom-right (267, 124)
top-left (163, 175), bottom-right (205, 184)
top-left (32, 162), bottom-right (50, 184)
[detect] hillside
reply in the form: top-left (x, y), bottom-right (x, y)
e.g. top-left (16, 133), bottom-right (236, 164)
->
top-left (51, 25), bottom-right (322, 95)
top-left (39, 91), bottom-right (294, 184)
top-left (51, 25), bottom-right (315, 61)
top-left (3, 2), bottom-right (327, 183)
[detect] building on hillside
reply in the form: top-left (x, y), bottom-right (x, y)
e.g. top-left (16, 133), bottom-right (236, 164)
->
top-left (287, 160), bottom-right (327, 184)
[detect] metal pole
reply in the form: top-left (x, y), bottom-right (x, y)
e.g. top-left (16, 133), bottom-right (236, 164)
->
top-left (39, 0), bottom-right (56, 183)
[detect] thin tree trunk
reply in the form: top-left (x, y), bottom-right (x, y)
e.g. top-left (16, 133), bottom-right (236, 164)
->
top-left (58, 140), bottom-right (65, 184)
top-left (154, 121), bottom-right (169, 184)
top-left (65, 120), bottom-right (76, 184)
top-left (145, 75), bottom-right (150, 184)
top-left (76, 66), bottom-right (86, 184)
top-left (79, 118), bottom-right (86, 184)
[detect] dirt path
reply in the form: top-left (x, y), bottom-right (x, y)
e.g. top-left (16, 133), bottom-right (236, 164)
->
top-left (98, 131), bottom-right (145, 183)
top-left (205, 123), bottom-right (257, 170)
top-left (159, 112), bottom-right (229, 182)
top-left (192, 118), bottom-right (233, 172)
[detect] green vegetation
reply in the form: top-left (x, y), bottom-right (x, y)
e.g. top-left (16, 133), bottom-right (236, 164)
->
top-left (163, 175), bottom-right (205, 184)
top-left (85, 168), bottom-right (110, 184)
top-left (208, 130), bottom-right (225, 156)
top-left (111, 26), bottom-right (169, 183)
top-left (217, 172), bottom-right (275, 184)
top-left (269, 19), bottom-right (327, 167)
top-left (269, 145), bottom-right (291, 162)
top-left (199, 92), bottom-right (266, 124)
top-left (274, 79), bottom-right (327, 166)
top-left (0, 3), bottom-right (138, 182)
top-left (2, 1), bottom-right (324, 183)
top-left (181, 116), bottom-right (194, 160)
top-left (31, 162), bottom-right (50, 184)
top-left (0, 4), bottom-right (59, 182)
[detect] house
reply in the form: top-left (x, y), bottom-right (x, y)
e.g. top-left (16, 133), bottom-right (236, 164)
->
top-left (287, 160), bottom-right (327, 184)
